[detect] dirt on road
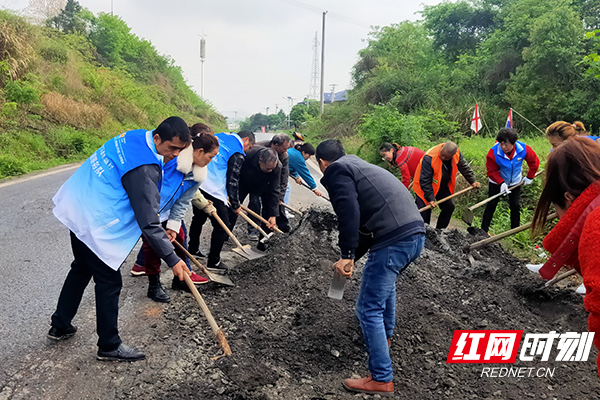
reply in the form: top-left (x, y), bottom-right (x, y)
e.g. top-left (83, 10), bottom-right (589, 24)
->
top-left (1, 208), bottom-right (598, 400)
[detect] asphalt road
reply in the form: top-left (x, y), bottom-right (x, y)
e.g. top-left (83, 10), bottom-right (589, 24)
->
top-left (0, 149), bottom-right (329, 384)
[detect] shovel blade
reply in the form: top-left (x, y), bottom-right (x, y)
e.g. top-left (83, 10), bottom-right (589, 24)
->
top-left (232, 245), bottom-right (266, 260)
top-left (205, 271), bottom-right (235, 286)
top-left (462, 208), bottom-right (474, 226)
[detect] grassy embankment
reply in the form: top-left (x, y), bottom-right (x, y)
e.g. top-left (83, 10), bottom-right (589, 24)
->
top-left (0, 10), bottom-right (225, 179)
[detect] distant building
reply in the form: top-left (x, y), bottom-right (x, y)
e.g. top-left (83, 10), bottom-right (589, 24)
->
top-left (324, 90), bottom-right (348, 103)
top-left (227, 122), bottom-right (240, 131)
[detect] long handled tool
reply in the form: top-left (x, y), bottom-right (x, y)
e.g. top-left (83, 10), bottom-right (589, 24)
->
top-left (282, 202), bottom-right (302, 216)
top-left (181, 272), bottom-right (232, 356)
top-left (465, 212), bottom-right (558, 252)
top-left (240, 204), bottom-right (284, 233)
top-left (172, 241), bottom-right (234, 286)
top-left (418, 186), bottom-right (475, 213)
top-left (462, 170), bottom-right (544, 225)
top-left (300, 181), bottom-right (330, 202)
top-left (211, 211), bottom-right (265, 260)
top-left (237, 210), bottom-right (273, 243)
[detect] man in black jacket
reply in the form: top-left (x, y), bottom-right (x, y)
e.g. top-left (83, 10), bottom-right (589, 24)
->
top-left (316, 139), bottom-right (425, 397)
top-left (49, 117), bottom-right (193, 362)
top-left (248, 134), bottom-right (291, 237)
top-left (230, 146), bottom-right (281, 232)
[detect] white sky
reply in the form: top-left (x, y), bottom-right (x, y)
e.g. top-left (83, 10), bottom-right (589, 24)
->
top-left (3, 0), bottom-right (441, 122)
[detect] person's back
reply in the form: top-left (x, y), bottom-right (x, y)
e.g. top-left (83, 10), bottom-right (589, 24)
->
top-left (396, 146), bottom-right (426, 177)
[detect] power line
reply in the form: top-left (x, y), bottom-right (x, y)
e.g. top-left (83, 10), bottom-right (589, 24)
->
top-left (274, 0), bottom-right (371, 28)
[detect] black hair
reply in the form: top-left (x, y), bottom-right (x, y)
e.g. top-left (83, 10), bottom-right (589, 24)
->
top-left (190, 123), bottom-right (212, 136)
top-left (496, 128), bottom-right (518, 145)
top-left (271, 133), bottom-right (290, 146)
top-left (154, 116), bottom-right (191, 143)
top-left (316, 139), bottom-right (346, 162)
top-left (192, 132), bottom-right (219, 152)
top-left (295, 142), bottom-right (315, 155)
top-left (259, 147), bottom-right (279, 165)
top-left (237, 130), bottom-right (256, 145)
top-left (379, 142), bottom-right (401, 152)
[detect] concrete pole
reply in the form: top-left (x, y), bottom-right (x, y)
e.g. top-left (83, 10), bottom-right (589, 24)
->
top-left (319, 11), bottom-right (327, 115)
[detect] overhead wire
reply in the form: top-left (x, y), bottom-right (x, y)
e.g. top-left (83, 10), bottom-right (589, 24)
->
top-left (274, 0), bottom-right (372, 29)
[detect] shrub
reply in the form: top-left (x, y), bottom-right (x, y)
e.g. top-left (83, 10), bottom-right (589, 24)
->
top-left (41, 91), bottom-right (108, 128)
top-left (39, 41), bottom-right (69, 63)
top-left (4, 79), bottom-right (39, 104)
top-left (0, 154), bottom-right (26, 177)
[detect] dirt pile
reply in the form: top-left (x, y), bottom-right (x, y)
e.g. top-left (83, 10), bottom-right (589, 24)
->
top-left (141, 209), bottom-right (599, 400)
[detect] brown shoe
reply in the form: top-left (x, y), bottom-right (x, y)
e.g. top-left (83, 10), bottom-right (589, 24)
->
top-left (342, 376), bottom-right (394, 397)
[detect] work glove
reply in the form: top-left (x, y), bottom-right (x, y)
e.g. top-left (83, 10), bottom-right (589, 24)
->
top-left (500, 182), bottom-right (511, 196)
top-left (192, 190), bottom-right (210, 209)
top-left (523, 177), bottom-right (533, 185)
top-left (202, 202), bottom-right (217, 216)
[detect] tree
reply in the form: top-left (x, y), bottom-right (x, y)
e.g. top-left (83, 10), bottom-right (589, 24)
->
top-left (290, 100), bottom-right (319, 127)
top-left (26, 0), bottom-right (66, 25)
top-left (49, 0), bottom-right (86, 34)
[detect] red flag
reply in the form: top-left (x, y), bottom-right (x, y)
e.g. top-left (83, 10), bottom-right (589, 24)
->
top-left (506, 109), bottom-right (513, 128)
top-left (471, 104), bottom-right (481, 133)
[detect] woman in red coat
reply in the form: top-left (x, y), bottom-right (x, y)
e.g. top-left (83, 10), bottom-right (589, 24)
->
top-left (379, 143), bottom-right (426, 188)
top-left (531, 136), bottom-right (600, 379)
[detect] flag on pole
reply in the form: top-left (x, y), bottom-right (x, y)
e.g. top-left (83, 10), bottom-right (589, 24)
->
top-left (505, 109), bottom-right (513, 128)
top-left (471, 104), bottom-right (481, 133)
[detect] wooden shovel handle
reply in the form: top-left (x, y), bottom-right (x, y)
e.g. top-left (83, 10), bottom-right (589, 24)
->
top-left (237, 210), bottom-right (270, 237)
top-left (468, 212), bottom-right (558, 251)
top-left (467, 170), bottom-right (545, 211)
top-left (210, 211), bottom-right (246, 249)
top-left (419, 186), bottom-right (475, 213)
top-left (182, 272), bottom-right (232, 356)
top-left (240, 204), bottom-right (284, 233)
top-left (172, 240), bottom-right (213, 280)
top-left (301, 182), bottom-right (330, 202)
top-left (282, 203), bottom-right (302, 215)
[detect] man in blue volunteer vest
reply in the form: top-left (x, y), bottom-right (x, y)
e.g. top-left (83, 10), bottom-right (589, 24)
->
top-left (49, 117), bottom-right (192, 362)
top-left (188, 130), bottom-right (255, 270)
top-left (481, 128), bottom-right (540, 233)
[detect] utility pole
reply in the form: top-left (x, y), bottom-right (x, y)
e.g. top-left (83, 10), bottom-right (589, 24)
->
top-left (329, 83), bottom-right (337, 104)
top-left (111, 0), bottom-right (113, 15)
top-left (199, 32), bottom-right (206, 99)
top-left (309, 32), bottom-right (319, 100)
top-left (265, 107), bottom-right (270, 132)
top-left (319, 11), bottom-right (327, 115)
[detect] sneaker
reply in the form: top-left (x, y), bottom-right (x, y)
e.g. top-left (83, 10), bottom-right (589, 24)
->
top-left (130, 263), bottom-right (146, 276)
top-left (191, 249), bottom-right (207, 258)
top-left (209, 260), bottom-right (230, 270)
top-left (248, 232), bottom-right (259, 241)
top-left (189, 272), bottom-right (209, 285)
top-left (342, 376), bottom-right (394, 397)
top-left (285, 211), bottom-right (295, 219)
top-left (48, 325), bottom-right (77, 341)
top-left (97, 343), bottom-right (146, 362)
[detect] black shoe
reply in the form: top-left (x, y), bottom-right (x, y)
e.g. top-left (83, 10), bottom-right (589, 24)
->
top-left (97, 343), bottom-right (146, 362)
top-left (148, 283), bottom-right (170, 303)
top-left (171, 277), bottom-right (191, 292)
top-left (48, 325), bottom-right (77, 341)
top-left (191, 249), bottom-right (207, 258)
top-left (208, 260), bottom-right (230, 271)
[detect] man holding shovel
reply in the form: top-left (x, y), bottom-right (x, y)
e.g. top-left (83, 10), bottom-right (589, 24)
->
top-left (481, 128), bottom-right (539, 233)
top-left (413, 142), bottom-right (480, 229)
top-left (316, 139), bottom-right (425, 397)
top-left (49, 117), bottom-right (193, 361)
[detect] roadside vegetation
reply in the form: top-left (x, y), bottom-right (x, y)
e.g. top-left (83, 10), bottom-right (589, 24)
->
top-left (0, 1), bottom-right (225, 179)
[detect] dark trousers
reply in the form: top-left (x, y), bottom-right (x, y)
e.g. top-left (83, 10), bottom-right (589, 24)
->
top-left (481, 182), bottom-right (522, 232)
top-left (416, 185), bottom-right (455, 229)
top-left (51, 232), bottom-right (122, 351)
top-left (188, 191), bottom-right (232, 268)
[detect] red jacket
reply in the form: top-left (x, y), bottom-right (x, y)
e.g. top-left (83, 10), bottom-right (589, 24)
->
top-left (486, 143), bottom-right (539, 185)
top-left (543, 183), bottom-right (600, 379)
top-left (394, 146), bottom-right (426, 187)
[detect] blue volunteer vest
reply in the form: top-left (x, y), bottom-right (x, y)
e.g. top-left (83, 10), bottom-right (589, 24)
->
top-left (53, 129), bottom-right (166, 270)
top-left (199, 132), bottom-right (244, 204)
top-left (158, 158), bottom-right (196, 222)
top-left (492, 140), bottom-right (527, 186)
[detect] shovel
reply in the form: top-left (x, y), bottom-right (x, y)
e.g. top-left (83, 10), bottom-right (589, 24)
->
top-left (237, 210), bottom-right (274, 244)
top-left (211, 210), bottom-right (266, 260)
top-left (462, 170), bottom-right (544, 226)
top-left (181, 271), bottom-right (232, 357)
top-left (418, 186), bottom-right (475, 213)
top-left (240, 204), bottom-right (284, 233)
top-left (300, 182), bottom-right (330, 202)
top-left (173, 241), bottom-right (234, 286)
top-left (282, 203), bottom-right (302, 216)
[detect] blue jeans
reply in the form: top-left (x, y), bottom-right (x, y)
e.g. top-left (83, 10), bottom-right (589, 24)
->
top-left (284, 182), bottom-right (291, 205)
top-left (355, 233), bottom-right (425, 382)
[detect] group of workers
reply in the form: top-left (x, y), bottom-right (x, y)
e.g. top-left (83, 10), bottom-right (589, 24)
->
top-left (45, 113), bottom-right (600, 396)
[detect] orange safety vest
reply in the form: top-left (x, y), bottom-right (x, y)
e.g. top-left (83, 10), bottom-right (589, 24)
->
top-left (413, 143), bottom-right (461, 205)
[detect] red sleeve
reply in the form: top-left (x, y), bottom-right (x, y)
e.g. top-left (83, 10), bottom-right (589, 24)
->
top-left (579, 208), bottom-right (600, 380)
top-left (400, 162), bottom-right (410, 188)
top-left (524, 145), bottom-right (540, 179)
top-left (486, 148), bottom-right (503, 184)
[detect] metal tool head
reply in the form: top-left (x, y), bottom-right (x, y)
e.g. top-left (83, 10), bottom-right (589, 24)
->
top-left (205, 272), bottom-right (235, 286)
top-left (462, 208), bottom-right (474, 226)
top-left (259, 233), bottom-right (274, 244)
top-left (232, 245), bottom-right (266, 260)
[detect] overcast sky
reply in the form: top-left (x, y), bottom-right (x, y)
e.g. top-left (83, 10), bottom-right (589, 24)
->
top-left (4, 0), bottom-right (441, 123)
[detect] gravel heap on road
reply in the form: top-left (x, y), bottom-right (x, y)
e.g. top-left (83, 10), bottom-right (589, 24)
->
top-left (133, 209), bottom-right (599, 400)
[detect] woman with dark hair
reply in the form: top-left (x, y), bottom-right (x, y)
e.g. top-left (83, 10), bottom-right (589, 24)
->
top-left (379, 142), bottom-right (425, 188)
top-left (286, 142), bottom-right (322, 203)
top-left (546, 121), bottom-right (600, 149)
top-left (131, 130), bottom-right (220, 303)
top-left (531, 136), bottom-right (600, 379)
